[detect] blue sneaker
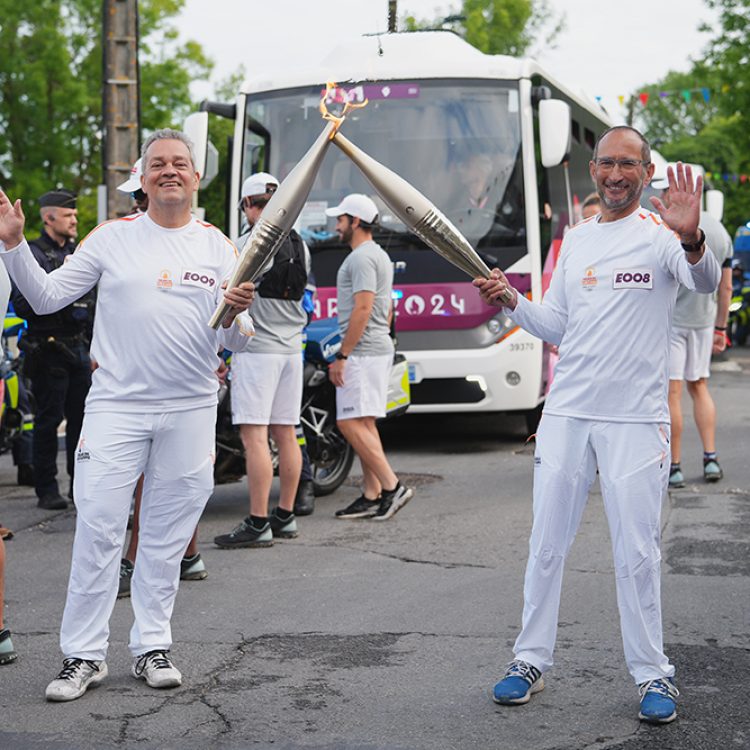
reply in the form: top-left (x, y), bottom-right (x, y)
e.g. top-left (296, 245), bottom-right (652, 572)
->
top-left (638, 677), bottom-right (679, 723)
top-left (492, 660), bottom-right (544, 705)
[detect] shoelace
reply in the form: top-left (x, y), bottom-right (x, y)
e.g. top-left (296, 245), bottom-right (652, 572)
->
top-left (505, 660), bottom-right (538, 682)
top-left (134, 650), bottom-right (172, 676)
top-left (56, 657), bottom-right (100, 681)
top-left (639, 678), bottom-right (679, 700)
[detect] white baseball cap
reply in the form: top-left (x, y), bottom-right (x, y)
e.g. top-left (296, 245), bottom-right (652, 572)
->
top-left (325, 193), bottom-right (379, 224)
top-left (117, 158), bottom-right (143, 193)
top-left (240, 172), bottom-right (279, 200)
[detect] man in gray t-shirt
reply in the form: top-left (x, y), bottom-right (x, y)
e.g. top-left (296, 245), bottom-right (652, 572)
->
top-left (657, 177), bottom-right (734, 486)
top-left (325, 194), bottom-right (413, 521)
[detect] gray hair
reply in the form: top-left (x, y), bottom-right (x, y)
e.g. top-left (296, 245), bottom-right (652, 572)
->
top-left (141, 129), bottom-right (196, 168)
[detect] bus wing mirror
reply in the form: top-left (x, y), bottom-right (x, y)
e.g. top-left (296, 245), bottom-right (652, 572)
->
top-left (539, 99), bottom-right (571, 168)
top-left (184, 111), bottom-right (209, 179)
top-left (705, 189), bottom-right (724, 222)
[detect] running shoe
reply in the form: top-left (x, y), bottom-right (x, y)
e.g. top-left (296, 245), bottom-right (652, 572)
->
top-left (118, 558), bottom-right (134, 599)
top-left (0, 628), bottom-right (17, 665)
top-left (492, 660), bottom-right (544, 705)
top-left (270, 510), bottom-right (299, 539)
top-left (703, 459), bottom-right (723, 482)
top-left (46, 658), bottom-right (108, 701)
top-left (214, 519), bottom-right (273, 548)
top-left (638, 677), bottom-right (679, 723)
top-left (334, 496), bottom-right (380, 519)
top-left (668, 466), bottom-right (686, 489)
top-left (132, 650), bottom-right (182, 689)
top-left (373, 484), bottom-right (414, 521)
top-left (180, 553), bottom-right (208, 580)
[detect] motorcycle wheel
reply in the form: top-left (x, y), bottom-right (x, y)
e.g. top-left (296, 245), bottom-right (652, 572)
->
top-left (309, 427), bottom-right (355, 496)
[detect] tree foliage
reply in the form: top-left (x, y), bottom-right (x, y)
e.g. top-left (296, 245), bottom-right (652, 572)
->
top-left (633, 0), bottom-right (750, 234)
top-left (403, 0), bottom-right (565, 57)
top-left (0, 0), bottom-right (212, 235)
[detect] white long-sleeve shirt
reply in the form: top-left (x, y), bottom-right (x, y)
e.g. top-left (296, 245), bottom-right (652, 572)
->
top-left (1, 212), bottom-right (252, 413)
top-left (510, 208), bottom-right (721, 423)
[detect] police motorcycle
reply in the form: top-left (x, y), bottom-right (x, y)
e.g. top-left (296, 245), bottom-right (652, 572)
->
top-left (213, 316), bottom-right (411, 496)
top-left (728, 259), bottom-right (750, 346)
top-left (0, 312), bottom-right (34, 483)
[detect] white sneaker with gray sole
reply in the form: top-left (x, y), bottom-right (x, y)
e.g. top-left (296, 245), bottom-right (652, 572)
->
top-left (45, 658), bottom-right (108, 701)
top-left (132, 649), bottom-right (182, 689)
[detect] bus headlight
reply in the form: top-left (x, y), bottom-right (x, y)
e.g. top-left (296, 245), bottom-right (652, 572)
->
top-left (487, 313), bottom-right (512, 337)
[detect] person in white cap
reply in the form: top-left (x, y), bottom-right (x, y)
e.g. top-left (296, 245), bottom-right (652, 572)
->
top-left (651, 174), bottom-right (734, 487)
top-left (0, 128), bottom-right (255, 702)
top-left (117, 158), bottom-right (148, 214)
top-left (325, 193), bottom-right (413, 520)
top-left (214, 172), bottom-right (312, 548)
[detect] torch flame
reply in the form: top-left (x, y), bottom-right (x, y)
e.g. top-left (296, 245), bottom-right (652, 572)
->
top-left (319, 81), bottom-right (368, 138)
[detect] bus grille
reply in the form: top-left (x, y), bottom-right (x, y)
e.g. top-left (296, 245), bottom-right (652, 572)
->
top-left (410, 378), bottom-right (485, 405)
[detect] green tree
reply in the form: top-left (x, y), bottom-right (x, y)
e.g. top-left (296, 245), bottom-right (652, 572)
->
top-left (630, 0), bottom-right (750, 233)
top-left (199, 67), bottom-right (246, 231)
top-left (0, 0), bottom-right (212, 235)
top-left (403, 0), bottom-right (565, 57)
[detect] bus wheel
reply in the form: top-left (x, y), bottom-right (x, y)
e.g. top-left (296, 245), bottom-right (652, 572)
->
top-left (524, 404), bottom-right (544, 436)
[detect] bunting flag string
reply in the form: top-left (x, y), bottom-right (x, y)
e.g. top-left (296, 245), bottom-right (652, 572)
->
top-left (593, 86), bottom-right (722, 107)
top-left (705, 172), bottom-right (750, 184)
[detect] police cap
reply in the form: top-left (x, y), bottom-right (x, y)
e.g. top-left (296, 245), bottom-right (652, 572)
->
top-left (39, 189), bottom-right (77, 209)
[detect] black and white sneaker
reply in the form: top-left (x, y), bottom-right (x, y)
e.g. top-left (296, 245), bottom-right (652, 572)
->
top-left (214, 518), bottom-right (273, 548)
top-left (334, 496), bottom-right (380, 519)
top-left (45, 658), bottom-right (108, 701)
top-left (270, 510), bottom-right (299, 539)
top-left (132, 649), bottom-right (182, 689)
top-left (373, 484), bottom-right (414, 521)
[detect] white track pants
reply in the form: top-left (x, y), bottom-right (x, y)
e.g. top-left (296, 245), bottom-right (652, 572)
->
top-left (513, 414), bottom-right (675, 685)
top-left (60, 406), bottom-right (215, 660)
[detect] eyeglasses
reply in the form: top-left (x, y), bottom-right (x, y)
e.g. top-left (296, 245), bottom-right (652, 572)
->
top-left (594, 158), bottom-right (650, 172)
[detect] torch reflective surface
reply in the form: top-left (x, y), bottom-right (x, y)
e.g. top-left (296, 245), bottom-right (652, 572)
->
top-left (332, 131), bottom-right (513, 304)
top-left (208, 120), bottom-right (337, 329)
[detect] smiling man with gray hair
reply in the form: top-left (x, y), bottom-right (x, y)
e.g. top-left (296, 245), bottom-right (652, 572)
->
top-left (0, 129), bottom-right (256, 702)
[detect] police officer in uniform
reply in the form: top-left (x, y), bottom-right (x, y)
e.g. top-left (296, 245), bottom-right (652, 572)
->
top-left (11, 189), bottom-right (93, 510)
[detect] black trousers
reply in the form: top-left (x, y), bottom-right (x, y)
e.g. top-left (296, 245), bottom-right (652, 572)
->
top-left (29, 342), bottom-right (91, 498)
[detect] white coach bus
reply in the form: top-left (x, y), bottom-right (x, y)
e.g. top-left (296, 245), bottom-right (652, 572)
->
top-left (188, 30), bottom-right (612, 428)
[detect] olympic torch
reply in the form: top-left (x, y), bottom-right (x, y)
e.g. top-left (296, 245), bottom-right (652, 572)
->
top-left (332, 132), bottom-right (512, 304)
top-left (208, 121), bottom-right (337, 329)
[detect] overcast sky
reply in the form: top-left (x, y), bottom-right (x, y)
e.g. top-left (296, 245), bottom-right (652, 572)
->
top-left (177, 0), bottom-right (718, 123)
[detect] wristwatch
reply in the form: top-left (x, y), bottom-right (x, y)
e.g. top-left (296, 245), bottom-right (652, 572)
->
top-left (680, 228), bottom-right (705, 253)
top-left (335, 351), bottom-right (348, 360)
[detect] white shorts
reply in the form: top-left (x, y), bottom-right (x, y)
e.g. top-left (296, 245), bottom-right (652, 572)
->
top-left (231, 351), bottom-right (303, 425)
top-left (336, 353), bottom-right (391, 420)
top-left (669, 326), bottom-right (712, 382)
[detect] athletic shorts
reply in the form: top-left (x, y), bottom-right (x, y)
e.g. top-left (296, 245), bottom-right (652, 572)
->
top-left (336, 353), bottom-right (391, 420)
top-left (231, 351), bottom-right (303, 425)
top-left (669, 325), bottom-right (713, 382)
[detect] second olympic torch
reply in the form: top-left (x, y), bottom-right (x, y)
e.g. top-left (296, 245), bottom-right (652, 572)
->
top-left (332, 132), bottom-right (513, 304)
top-left (208, 120), bottom-right (337, 329)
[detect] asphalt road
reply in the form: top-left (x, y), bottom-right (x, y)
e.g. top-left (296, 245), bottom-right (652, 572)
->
top-left (1, 350), bottom-right (749, 750)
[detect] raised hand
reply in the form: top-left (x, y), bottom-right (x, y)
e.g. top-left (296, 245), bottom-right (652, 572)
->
top-left (0, 189), bottom-right (26, 248)
top-left (648, 162), bottom-right (702, 242)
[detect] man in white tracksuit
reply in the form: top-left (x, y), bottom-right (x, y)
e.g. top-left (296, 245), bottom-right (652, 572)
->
top-left (0, 129), bottom-right (255, 702)
top-left (475, 126), bottom-right (720, 724)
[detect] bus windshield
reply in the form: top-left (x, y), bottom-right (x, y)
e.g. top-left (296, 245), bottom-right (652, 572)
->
top-left (243, 79), bottom-right (525, 287)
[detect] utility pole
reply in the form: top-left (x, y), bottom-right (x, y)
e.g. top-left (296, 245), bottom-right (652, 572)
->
top-left (102, 0), bottom-right (140, 218)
